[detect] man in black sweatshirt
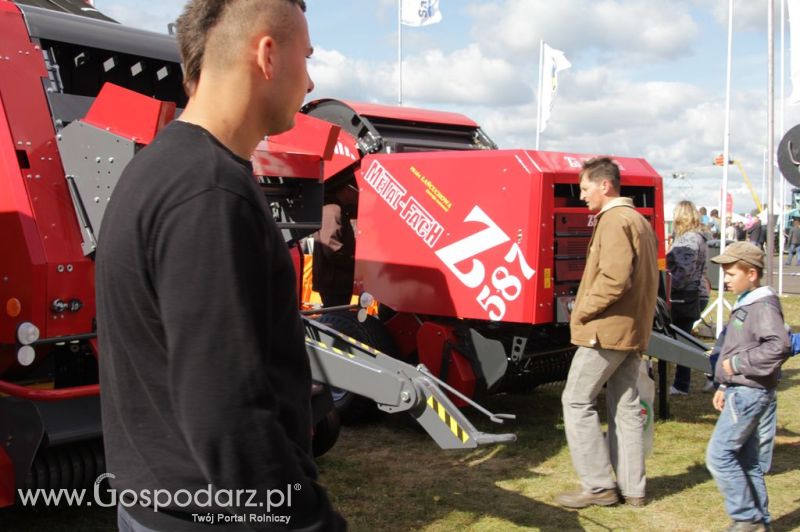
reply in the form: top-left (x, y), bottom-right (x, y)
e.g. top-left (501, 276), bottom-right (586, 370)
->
top-left (95, 1), bottom-right (345, 530)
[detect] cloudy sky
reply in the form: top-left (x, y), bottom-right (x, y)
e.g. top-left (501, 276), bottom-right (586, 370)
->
top-left (98, 0), bottom-right (800, 217)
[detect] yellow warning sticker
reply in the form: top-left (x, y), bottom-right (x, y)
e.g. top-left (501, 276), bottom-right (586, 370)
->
top-left (544, 268), bottom-right (551, 289)
top-left (427, 396), bottom-right (469, 443)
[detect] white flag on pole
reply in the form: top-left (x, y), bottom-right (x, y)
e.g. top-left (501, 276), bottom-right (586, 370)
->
top-left (789, 0), bottom-right (800, 103)
top-left (538, 43), bottom-right (571, 133)
top-left (401, 0), bottom-right (442, 27)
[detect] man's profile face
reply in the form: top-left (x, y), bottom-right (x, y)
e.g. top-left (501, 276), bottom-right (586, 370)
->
top-left (271, 5), bottom-right (315, 134)
top-left (579, 175), bottom-right (605, 212)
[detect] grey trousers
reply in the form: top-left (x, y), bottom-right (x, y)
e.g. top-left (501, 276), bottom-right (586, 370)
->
top-left (561, 345), bottom-right (645, 497)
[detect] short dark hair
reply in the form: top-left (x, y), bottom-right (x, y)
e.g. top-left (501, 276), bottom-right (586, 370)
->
top-left (579, 157), bottom-right (620, 193)
top-left (175, 0), bottom-right (307, 94)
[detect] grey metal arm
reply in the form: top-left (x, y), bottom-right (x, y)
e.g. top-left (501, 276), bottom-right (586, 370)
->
top-left (646, 325), bottom-right (711, 373)
top-left (304, 317), bottom-right (516, 450)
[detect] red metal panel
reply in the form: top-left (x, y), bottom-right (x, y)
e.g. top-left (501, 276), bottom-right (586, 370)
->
top-left (353, 149), bottom-right (664, 325)
top-left (555, 236), bottom-right (591, 255)
top-left (535, 168), bottom-right (555, 324)
top-left (342, 100), bottom-right (477, 128)
top-left (258, 114), bottom-right (348, 181)
top-left (0, 7), bottom-right (84, 267)
top-left (266, 112), bottom-right (339, 161)
top-left (0, 6), bottom-right (49, 345)
top-left (83, 83), bottom-right (175, 145)
top-left (645, 159), bottom-right (668, 269)
top-left (0, 1), bottom-right (21, 14)
top-left (251, 148), bottom-right (323, 181)
top-left (531, 151), bottom-right (661, 179)
top-left (45, 261), bottom-right (95, 337)
top-left (0, 110), bottom-right (47, 346)
top-left (416, 322), bottom-right (474, 406)
top-left (0, 447), bottom-right (13, 508)
top-left (554, 210), bottom-right (595, 236)
top-left (383, 312), bottom-right (420, 361)
top-left (321, 128), bottom-right (361, 182)
top-left (353, 149), bottom-right (542, 324)
top-left (0, 5), bottom-right (105, 341)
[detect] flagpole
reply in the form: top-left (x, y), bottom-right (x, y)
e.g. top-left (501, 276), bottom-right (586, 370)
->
top-left (398, 0), bottom-right (403, 104)
top-left (780, 0), bottom-right (786, 295)
top-left (717, 0), bottom-right (734, 337)
top-left (767, 0), bottom-right (776, 287)
top-left (536, 39), bottom-right (543, 150)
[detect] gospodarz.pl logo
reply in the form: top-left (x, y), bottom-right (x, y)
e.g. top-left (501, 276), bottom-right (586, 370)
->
top-left (17, 473), bottom-right (299, 525)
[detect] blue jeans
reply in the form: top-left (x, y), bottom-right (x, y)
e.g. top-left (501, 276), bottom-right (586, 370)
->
top-left (706, 386), bottom-right (777, 524)
top-left (786, 243), bottom-right (800, 265)
top-left (757, 394), bottom-right (778, 473)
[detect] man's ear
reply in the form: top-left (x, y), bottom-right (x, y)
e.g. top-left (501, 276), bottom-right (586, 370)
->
top-left (256, 35), bottom-right (275, 80)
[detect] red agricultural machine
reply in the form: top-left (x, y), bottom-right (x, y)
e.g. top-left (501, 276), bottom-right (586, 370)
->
top-left (0, 0), bottom-right (707, 509)
top-left (299, 98), bottom-right (710, 421)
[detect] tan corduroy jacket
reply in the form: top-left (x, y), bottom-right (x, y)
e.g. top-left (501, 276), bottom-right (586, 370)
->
top-left (570, 197), bottom-right (659, 352)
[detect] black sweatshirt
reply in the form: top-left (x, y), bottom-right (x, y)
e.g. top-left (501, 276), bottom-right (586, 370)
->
top-left (96, 121), bottom-right (344, 531)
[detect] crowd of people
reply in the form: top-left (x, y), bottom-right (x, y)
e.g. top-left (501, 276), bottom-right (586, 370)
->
top-left (691, 204), bottom-right (800, 257)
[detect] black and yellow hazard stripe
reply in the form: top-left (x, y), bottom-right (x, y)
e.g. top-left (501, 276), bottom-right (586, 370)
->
top-left (341, 335), bottom-right (379, 357)
top-left (306, 338), bottom-right (355, 359)
top-left (427, 396), bottom-right (469, 444)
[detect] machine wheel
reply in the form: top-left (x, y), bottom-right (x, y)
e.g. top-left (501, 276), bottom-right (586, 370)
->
top-left (312, 408), bottom-right (341, 458)
top-left (316, 311), bottom-right (397, 425)
top-left (22, 439), bottom-right (105, 506)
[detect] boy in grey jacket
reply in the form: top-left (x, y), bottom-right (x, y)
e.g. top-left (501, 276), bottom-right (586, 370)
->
top-left (706, 242), bottom-right (790, 532)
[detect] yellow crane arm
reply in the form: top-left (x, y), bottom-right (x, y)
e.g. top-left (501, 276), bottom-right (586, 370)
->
top-left (733, 160), bottom-right (763, 213)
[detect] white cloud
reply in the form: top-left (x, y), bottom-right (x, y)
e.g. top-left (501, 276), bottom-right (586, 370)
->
top-left (465, 64), bottom-right (800, 215)
top-left (466, 0), bottom-right (699, 63)
top-left (403, 45), bottom-right (531, 105)
top-left (309, 44), bottom-right (531, 106)
top-left (692, 0), bottom-right (769, 32)
top-left (308, 49), bottom-right (391, 101)
top-left (101, 1), bottom-right (182, 34)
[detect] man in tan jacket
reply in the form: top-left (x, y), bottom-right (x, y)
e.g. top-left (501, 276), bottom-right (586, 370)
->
top-left (555, 157), bottom-right (658, 509)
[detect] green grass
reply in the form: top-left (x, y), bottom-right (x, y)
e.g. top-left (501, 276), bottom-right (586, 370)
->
top-left (314, 360), bottom-right (800, 532)
top-left (3, 298), bottom-right (800, 531)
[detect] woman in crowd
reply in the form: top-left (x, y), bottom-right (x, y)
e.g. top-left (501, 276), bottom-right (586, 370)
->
top-left (668, 200), bottom-right (711, 395)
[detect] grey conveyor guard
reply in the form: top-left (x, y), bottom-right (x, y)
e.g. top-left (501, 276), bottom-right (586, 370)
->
top-left (303, 317), bottom-right (517, 450)
top-left (647, 326), bottom-right (711, 373)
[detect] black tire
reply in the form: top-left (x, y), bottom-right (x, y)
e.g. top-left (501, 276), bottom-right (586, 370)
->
top-left (312, 408), bottom-right (341, 458)
top-left (316, 311), bottom-right (398, 425)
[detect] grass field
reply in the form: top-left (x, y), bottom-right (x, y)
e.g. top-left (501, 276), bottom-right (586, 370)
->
top-left (3, 296), bottom-right (799, 531)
